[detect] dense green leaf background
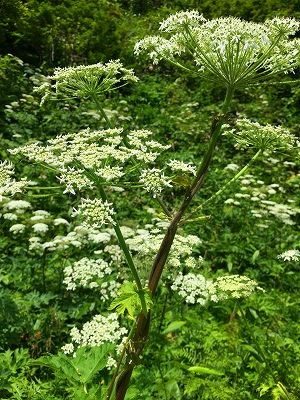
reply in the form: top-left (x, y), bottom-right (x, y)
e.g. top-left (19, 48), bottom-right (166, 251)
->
top-left (0, 0), bottom-right (299, 399)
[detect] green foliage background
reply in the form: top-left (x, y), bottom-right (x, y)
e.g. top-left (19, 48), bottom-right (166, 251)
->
top-left (0, 0), bottom-right (299, 399)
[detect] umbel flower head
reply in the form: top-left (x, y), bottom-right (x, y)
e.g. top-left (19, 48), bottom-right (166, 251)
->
top-left (10, 128), bottom-right (170, 195)
top-left (135, 11), bottom-right (300, 87)
top-left (35, 59), bottom-right (138, 103)
top-left (232, 118), bottom-right (296, 151)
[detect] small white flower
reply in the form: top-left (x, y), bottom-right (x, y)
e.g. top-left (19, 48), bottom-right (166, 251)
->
top-left (278, 249), bottom-right (300, 262)
top-left (61, 343), bottom-right (74, 355)
top-left (58, 167), bottom-right (94, 195)
top-left (106, 355), bottom-right (118, 370)
top-left (9, 223), bottom-right (26, 233)
top-left (5, 200), bottom-right (31, 211)
top-left (53, 218), bottom-right (70, 226)
top-left (3, 212), bottom-right (18, 220)
top-left (32, 223), bottom-right (49, 233)
top-left (0, 161), bottom-right (30, 199)
top-left (167, 159), bottom-right (197, 175)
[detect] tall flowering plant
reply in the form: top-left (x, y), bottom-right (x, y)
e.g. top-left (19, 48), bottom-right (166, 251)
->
top-left (8, 12), bottom-right (299, 400)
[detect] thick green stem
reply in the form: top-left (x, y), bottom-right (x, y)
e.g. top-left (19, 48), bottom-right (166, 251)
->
top-left (148, 85), bottom-right (234, 294)
top-left (114, 85), bottom-right (235, 400)
top-left (105, 324), bottom-right (137, 400)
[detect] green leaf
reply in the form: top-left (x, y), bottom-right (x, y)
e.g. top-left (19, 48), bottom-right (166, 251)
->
top-left (162, 320), bottom-right (186, 335)
top-left (72, 344), bottom-right (114, 384)
top-left (33, 353), bottom-right (80, 385)
top-left (32, 343), bottom-right (114, 385)
top-left (251, 250), bottom-right (260, 263)
top-left (109, 281), bottom-right (152, 319)
top-left (188, 366), bottom-right (224, 376)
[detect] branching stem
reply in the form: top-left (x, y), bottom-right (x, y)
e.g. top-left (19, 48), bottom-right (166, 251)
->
top-left (114, 85), bottom-right (235, 400)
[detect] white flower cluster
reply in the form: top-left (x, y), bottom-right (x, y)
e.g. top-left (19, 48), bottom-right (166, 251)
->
top-left (61, 313), bottom-right (128, 355)
top-left (96, 166), bottom-right (124, 181)
top-left (0, 201), bottom-right (70, 239)
top-left (135, 12), bottom-right (300, 87)
top-left (32, 222), bottom-right (49, 233)
top-left (232, 119), bottom-right (296, 151)
top-left (224, 163), bottom-right (240, 172)
top-left (3, 199), bottom-right (31, 213)
top-left (34, 59), bottom-right (138, 103)
top-left (139, 168), bottom-right (172, 197)
top-left (171, 273), bottom-right (261, 304)
top-left (258, 200), bottom-right (298, 225)
top-left (72, 198), bottom-right (115, 229)
top-left (224, 174), bottom-right (299, 226)
top-left (208, 275), bottom-right (262, 302)
top-left (9, 223), bottom-right (26, 234)
top-left (28, 224), bottom-right (112, 254)
top-left (278, 249), bottom-right (300, 262)
top-left (1, 199), bottom-right (31, 223)
top-left (63, 257), bottom-right (120, 299)
top-left (167, 159), bottom-right (197, 176)
top-left (0, 161), bottom-right (29, 200)
top-left (10, 128), bottom-right (170, 195)
top-left (134, 36), bottom-right (184, 65)
top-left (126, 220), bottom-right (202, 268)
top-left (171, 272), bottom-right (209, 304)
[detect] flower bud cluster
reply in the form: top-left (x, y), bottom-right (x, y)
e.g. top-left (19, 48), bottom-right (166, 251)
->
top-left (139, 168), bottom-right (172, 197)
top-left (72, 198), bottom-right (115, 229)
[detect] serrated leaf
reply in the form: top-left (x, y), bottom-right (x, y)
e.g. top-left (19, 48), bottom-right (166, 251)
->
top-left (109, 281), bottom-right (152, 319)
top-left (32, 343), bottom-right (114, 385)
top-left (71, 344), bottom-right (114, 384)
